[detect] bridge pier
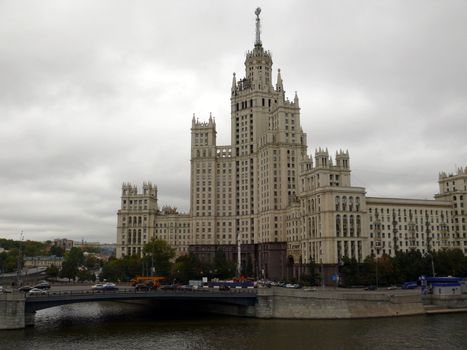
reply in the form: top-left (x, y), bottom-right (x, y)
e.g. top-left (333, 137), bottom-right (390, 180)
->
top-left (25, 311), bottom-right (36, 327)
top-left (0, 293), bottom-right (26, 330)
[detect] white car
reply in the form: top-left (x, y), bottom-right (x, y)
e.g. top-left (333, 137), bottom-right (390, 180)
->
top-left (0, 286), bottom-right (12, 293)
top-left (28, 288), bottom-right (47, 295)
top-left (91, 284), bottom-right (105, 290)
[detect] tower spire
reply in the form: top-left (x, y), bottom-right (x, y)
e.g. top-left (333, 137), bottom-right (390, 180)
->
top-left (276, 68), bottom-right (283, 92)
top-left (255, 7), bottom-right (262, 47)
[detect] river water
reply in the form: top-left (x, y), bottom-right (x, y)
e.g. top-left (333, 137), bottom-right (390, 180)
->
top-left (2, 302), bottom-right (466, 350)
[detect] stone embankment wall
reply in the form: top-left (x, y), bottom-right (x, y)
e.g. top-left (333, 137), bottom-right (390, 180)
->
top-left (255, 288), bottom-right (425, 319)
top-left (0, 293), bottom-right (26, 329)
top-left (423, 294), bottom-right (467, 308)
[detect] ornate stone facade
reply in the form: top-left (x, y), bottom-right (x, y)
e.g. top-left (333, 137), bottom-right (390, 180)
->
top-left (116, 10), bottom-right (467, 271)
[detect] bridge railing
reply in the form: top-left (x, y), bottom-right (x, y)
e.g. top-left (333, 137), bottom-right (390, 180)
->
top-left (25, 286), bottom-right (257, 299)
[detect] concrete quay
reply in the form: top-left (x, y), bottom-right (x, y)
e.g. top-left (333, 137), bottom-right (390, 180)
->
top-left (254, 288), bottom-right (426, 319)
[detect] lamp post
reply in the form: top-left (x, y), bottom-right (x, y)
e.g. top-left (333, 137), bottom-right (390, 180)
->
top-left (425, 212), bottom-right (436, 277)
top-left (16, 230), bottom-right (24, 288)
top-left (236, 232), bottom-right (241, 277)
top-left (374, 211), bottom-right (381, 289)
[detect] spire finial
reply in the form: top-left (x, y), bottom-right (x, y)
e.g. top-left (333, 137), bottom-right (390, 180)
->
top-left (255, 7), bottom-right (262, 46)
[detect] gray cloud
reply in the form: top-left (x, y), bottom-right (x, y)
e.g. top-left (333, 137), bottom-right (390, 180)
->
top-left (1, 0), bottom-right (466, 242)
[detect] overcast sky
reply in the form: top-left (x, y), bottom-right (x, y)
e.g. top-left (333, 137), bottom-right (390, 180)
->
top-left (1, 0), bottom-right (466, 244)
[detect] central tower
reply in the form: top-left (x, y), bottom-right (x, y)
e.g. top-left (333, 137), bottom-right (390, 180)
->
top-left (230, 8), bottom-right (308, 245)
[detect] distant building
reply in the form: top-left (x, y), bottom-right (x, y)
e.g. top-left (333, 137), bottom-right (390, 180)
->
top-left (24, 255), bottom-right (63, 268)
top-left (73, 241), bottom-right (101, 249)
top-left (53, 238), bottom-right (74, 251)
top-left (116, 9), bottom-right (467, 281)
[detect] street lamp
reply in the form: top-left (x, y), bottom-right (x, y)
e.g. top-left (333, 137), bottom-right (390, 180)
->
top-left (16, 230), bottom-right (24, 288)
top-left (425, 212), bottom-right (436, 277)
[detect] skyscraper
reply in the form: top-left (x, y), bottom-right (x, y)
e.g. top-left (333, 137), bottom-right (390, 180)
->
top-left (117, 9), bottom-right (467, 281)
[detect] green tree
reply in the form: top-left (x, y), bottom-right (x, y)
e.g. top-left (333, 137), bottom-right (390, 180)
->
top-left (340, 257), bottom-right (360, 286)
top-left (0, 248), bottom-right (20, 273)
top-left (59, 247), bottom-right (84, 281)
top-left (100, 255), bottom-right (143, 282)
top-left (77, 269), bottom-right (96, 282)
top-left (49, 245), bottom-right (65, 257)
top-left (23, 240), bottom-right (47, 257)
top-left (213, 249), bottom-right (236, 279)
top-left (143, 239), bottom-right (175, 277)
top-left (432, 248), bottom-right (467, 277)
top-left (84, 254), bottom-right (100, 270)
top-left (46, 264), bottom-right (60, 278)
top-left (172, 253), bottom-right (207, 282)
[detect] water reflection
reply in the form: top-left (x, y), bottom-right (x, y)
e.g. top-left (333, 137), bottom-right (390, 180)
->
top-left (2, 302), bottom-right (466, 350)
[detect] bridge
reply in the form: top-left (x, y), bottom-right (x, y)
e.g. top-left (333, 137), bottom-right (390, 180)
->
top-left (2, 287), bottom-right (441, 330)
top-left (1, 288), bottom-right (259, 329)
top-left (25, 288), bottom-right (258, 312)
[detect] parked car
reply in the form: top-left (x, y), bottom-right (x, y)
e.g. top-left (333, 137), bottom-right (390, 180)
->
top-left (365, 285), bottom-right (377, 291)
top-left (19, 286), bottom-right (34, 292)
top-left (28, 288), bottom-right (47, 295)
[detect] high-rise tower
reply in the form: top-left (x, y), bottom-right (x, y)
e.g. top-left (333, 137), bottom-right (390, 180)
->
top-left (117, 9), bottom-right (467, 282)
top-left (230, 8), bottom-right (307, 244)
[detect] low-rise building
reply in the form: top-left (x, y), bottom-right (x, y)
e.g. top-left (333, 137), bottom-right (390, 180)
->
top-left (24, 255), bottom-right (63, 268)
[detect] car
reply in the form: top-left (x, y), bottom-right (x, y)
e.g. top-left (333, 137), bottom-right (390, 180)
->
top-left (134, 283), bottom-right (152, 291)
top-left (91, 283), bottom-right (105, 290)
top-left (365, 285), bottom-right (377, 291)
top-left (387, 286), bottom-right (398, 290)
top-left (28, 288), bottom-right (47, 295)
top-left (402, 282), bottom-right (418, 289)
top-left (102, 283), bottom-right (119, 291)
top-left (160, 284), bottom-right (176, 291)
top-left (177, 285), bottom-right (193, 291)
top-left (19, 286), bottom-right (34, 292)
top-left (34, 282), bottom-right (51, 290)
top-left (0, 286), bottom-right (12, 293)
top-left (285, 283), bottom-right (301, 289)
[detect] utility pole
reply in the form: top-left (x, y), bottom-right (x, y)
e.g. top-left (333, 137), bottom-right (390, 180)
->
top-left (16, 230), bottom-right (24, 288)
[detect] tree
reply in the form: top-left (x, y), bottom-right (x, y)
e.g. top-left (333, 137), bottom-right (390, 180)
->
top-left (84, 254), bottom-right (100, 270)
top-left (172, 253), bottom-right (207, 282)
top-left (77, 269), bottom-right (96, 282)
top-left (340, 257), bottom-right (361, 286)
top-left (143, 239), bottom-right (175, 277)
top-left (59, 247), bottom-right (84, 281)
top-left (46, 264), bottom-right (60, 278)
top-left (49, 245), bottom-right (65, 257)
top-left (100, 255), bottom-right (142, 282)
top-left (213, 249), bottom-right (236, 279)
top-left (23, 240), bottom-right (47, 257)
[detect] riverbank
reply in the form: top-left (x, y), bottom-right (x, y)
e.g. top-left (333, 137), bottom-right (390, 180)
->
top-left (254, 288), bottom-right (426, 319)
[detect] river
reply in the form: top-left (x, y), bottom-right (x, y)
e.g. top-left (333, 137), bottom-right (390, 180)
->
top-left (2, 302), bottom-right (466, 350)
